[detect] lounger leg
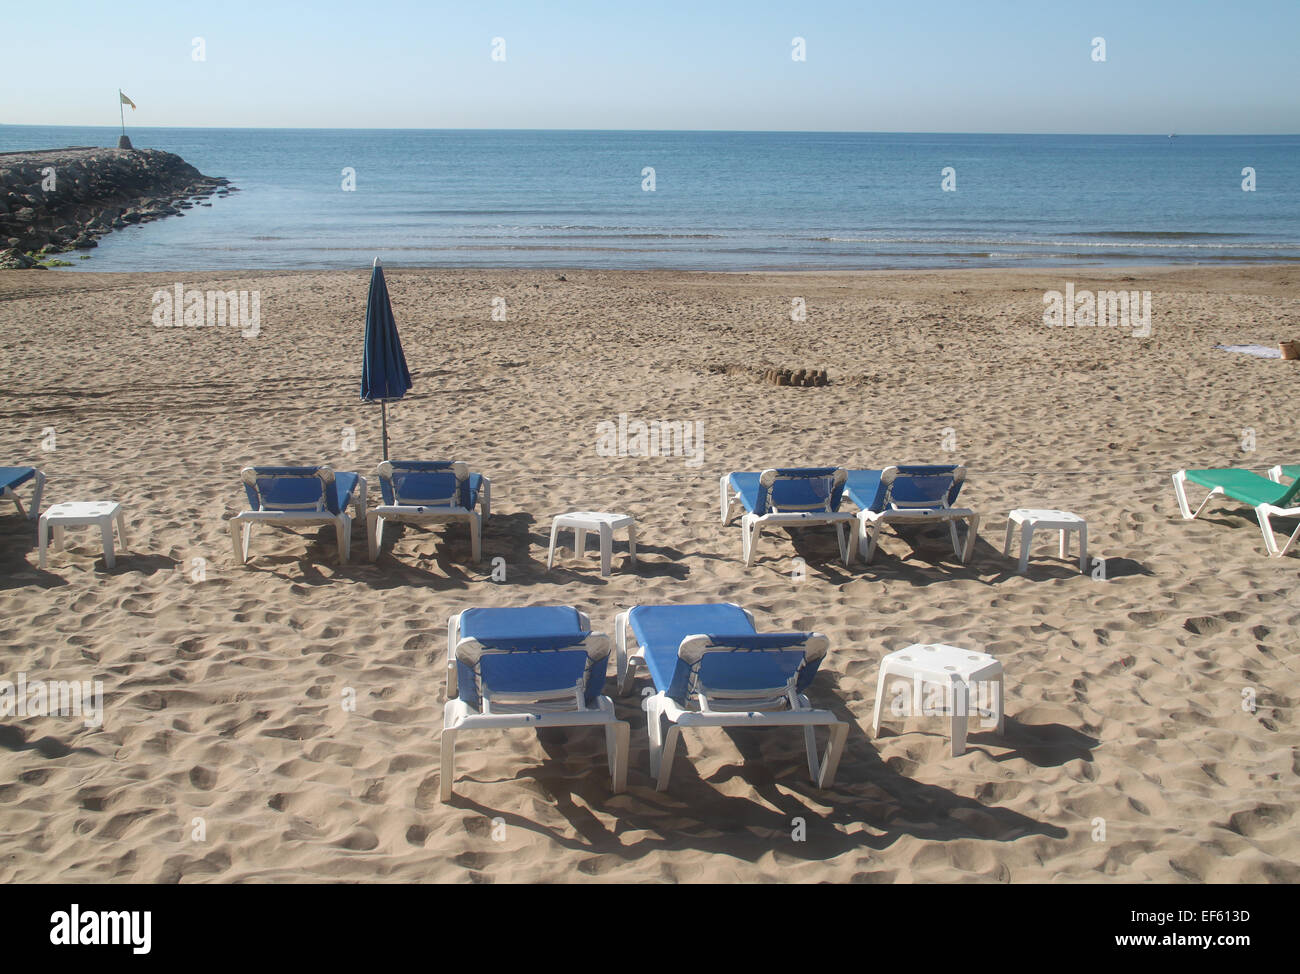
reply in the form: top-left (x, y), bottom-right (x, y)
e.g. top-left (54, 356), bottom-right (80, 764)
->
top-left (950, 678), bottom-right (970, 757)
top-left (439, 719), bottom-right (457, 801)
top-left (871, 663), bottom-right (890, 737)
top-left (599, 523), bottom-right (613, 577)
top-left (605, 720), bottom-right (629, 793)
top-left (861, 519), bottom-right (885, 564)
top-left (8, 489), bottom-right (23, 518)
top-left (646, 696), bottom-right (664, 778)
top-left (28, 470), bottom-right (45, 519)
top-left (100, 519), bottom-right (116, 569)
top-left (1172, 471), bottom-right (1194, 519)
top-left (835, 522), bottom-right (850, 565)
top-left (37, 514), bottom-right (49, 569)
top-left (229, 518), bottom-right (244, 565)
top-left (367, 512), bottom-right (382, 561)
top-left (1257, 508), bottom-right (1280, 557)
top-left (115, 510), bottom-right (129, 554)
top-left (719, 474), bottom-right (731, 525)
top-left (468, 512), bottom-right (482, 563)
top-left (949, 520), bottom-right (961, 558)
top-left (446, 615), bottom-right (460, 699)
top-left (962, 515), bottom-right (980, 563)
top-left (803, 725), bottom-right (819, 779)
top-left (480, 480), bottom-right (491, 521)
top-left (817, 722), bottom-right (848, 788)
top-left (335, 517), bottom-right (349, 565)
top-left (656, 723), bottom-right (682, 791)
top-left (546, 519), bottom-right (560, 569)
top-left (614, 611), bottom-right (632, 695)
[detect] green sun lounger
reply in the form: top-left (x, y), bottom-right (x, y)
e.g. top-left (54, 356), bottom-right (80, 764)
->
top-left (1172, 467), bottom-right (1300, 557)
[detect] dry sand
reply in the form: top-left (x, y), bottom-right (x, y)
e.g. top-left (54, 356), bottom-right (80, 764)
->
top-left (0, 264), bottom-right (1296, 883)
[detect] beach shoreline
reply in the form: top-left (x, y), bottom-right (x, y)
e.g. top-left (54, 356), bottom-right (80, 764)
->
top-left (0, 263), bottom-right (1296, 883)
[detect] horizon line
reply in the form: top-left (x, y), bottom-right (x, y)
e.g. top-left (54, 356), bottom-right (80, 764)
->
top-left (2, 123), bottom-right (1297, 138)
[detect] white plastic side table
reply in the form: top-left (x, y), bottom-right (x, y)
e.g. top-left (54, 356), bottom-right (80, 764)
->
top-left (547, 512), bottom-right (637, 577)
top-left (871, 643), bottom-right (1004, 756)
top-left (1003, 509), bottom-right (1087, 573)
top-left (38, 501), bottom-right (129, 570)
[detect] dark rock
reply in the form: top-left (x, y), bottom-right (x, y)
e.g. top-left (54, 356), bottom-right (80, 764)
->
top-left (72, 235), bottom-right (97, 249)
top-left (13, 206), bottom-right (36, 223)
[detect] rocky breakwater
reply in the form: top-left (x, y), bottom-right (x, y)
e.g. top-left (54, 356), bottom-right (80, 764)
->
top-left (0, 147), bottom-right (235, 268)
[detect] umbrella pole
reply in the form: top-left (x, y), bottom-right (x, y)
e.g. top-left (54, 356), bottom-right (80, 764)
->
top-left (381, 401), bottom-right (389, 461)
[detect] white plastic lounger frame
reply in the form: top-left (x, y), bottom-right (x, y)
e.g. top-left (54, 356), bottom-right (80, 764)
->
top-left (856, 465), bottom-right (979, 564)
top-left (616, 622), bottom-right (846, 791)
top-left (3, 468), bottom-right (44, 519)
top-left (719, 468), bottom-right (856, 566)
top-left (441, 618), bottom-right (628, 800)
top-left (1173, 469), bottom-right (1300, 558)
top-left (367, 461), bottom-right (490, 562)
top-left (1269, 465), bottom-right (1294, 484)
top-left (230, 466), bottom-right (367, 565)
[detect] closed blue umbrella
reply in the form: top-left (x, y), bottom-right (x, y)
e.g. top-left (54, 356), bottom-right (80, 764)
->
top-left (360, 258), bottom-right (412, 460)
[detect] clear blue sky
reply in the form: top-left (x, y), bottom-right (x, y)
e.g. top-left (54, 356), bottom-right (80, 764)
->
top-left (6, 0), bottom-right (1297, 133)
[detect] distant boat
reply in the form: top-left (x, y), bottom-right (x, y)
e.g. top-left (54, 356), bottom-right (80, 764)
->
top-left (1168, 133), bottom-right (1177, 139)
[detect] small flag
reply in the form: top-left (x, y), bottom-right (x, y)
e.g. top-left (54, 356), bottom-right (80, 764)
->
top-left (119, 91), bottom-right (136, 110)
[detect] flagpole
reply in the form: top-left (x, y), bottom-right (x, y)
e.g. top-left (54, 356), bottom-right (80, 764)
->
top-left (119, 89), bottom-right (125, 137)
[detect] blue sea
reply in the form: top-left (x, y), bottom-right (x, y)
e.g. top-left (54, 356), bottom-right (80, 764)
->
top-left (2, 126), bottom-right (1297, 271)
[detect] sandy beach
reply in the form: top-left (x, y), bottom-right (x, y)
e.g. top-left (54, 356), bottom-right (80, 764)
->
top-left (0, 263), bottom-right (1296, 883)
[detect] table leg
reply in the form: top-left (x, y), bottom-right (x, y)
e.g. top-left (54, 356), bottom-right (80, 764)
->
top-left (1018, 524), bottom-right (1033, 573)
top-left (101, 518), bottom-right (116, 569)
top-left (38, 515), bottom-right (49, 569)
top-left (116, 510), bottom-right (129, 553)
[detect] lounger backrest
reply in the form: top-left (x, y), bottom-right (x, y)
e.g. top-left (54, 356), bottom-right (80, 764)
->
top-left (378, 460), bottom-right (470, 508)
top-left (880, 464), bottom-right (965, 511)
top-left (667, 632), bottom-right (828, 706)
top-left (755, 467), bottom-right (847, 517)
top-left (456, 632), bottom-right (610, 709)
top-left (457, 634), bottom-right (608, 710)
top-left (242, 466), bottom-right (337, 514)
top-left (1276, 475), bottom-right (1300, 508)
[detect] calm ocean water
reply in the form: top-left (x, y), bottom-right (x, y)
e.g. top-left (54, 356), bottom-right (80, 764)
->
top-left (2, 126), bottom-right (1297, 271)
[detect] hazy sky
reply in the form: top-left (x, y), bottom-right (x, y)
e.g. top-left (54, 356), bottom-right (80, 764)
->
top-left (5, 0), bottom-right (1297, 133)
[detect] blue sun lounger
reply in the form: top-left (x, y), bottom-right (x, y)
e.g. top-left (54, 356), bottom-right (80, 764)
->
top-left (845, 465), bottom-right (979, 563)
top-left (0, 466), bottom-right (44, 519)
top-left (719, 467), bottom-right (855, 565)
top-left (229, 465), bottom-right (367, 565)
top-left (367, 460), bottom-right (491, 562)
top-left (442, 606), bottom-right (628, 799)
top-left (613, 602), bottom-right (847, 790)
